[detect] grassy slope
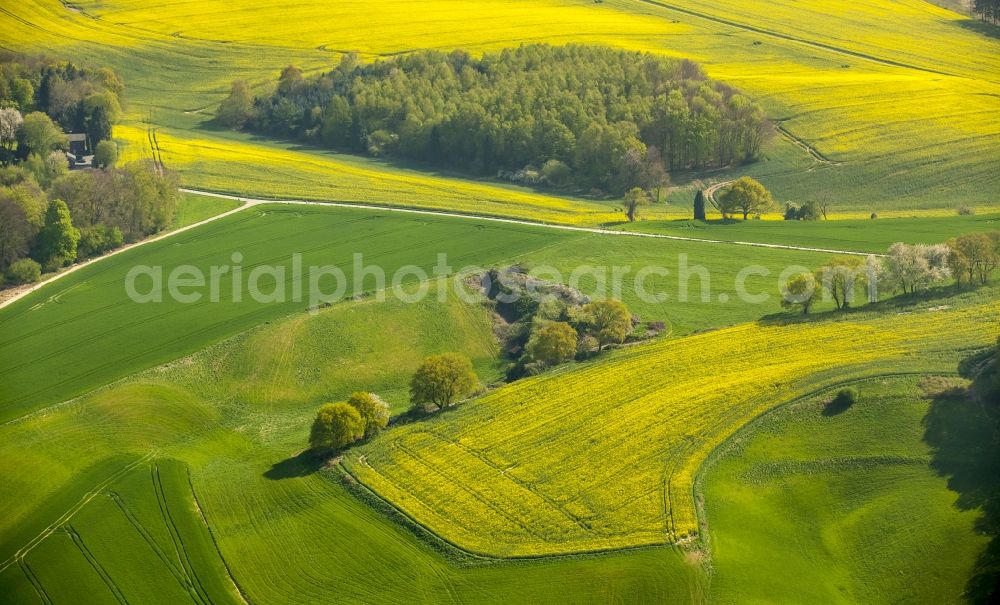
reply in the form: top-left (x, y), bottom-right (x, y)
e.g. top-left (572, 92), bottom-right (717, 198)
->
top-left (345, 289), bottom-right (999, 556)
top-left (3, 279), bottom-right (992, 603)
top-left (0, 202), bottom-right (839, 423)
top-left (701, 377), bottom-right (987, 604)
top-left (2, 0), bottom-right (998, 217)
top-left (0, 204), bottom-right (573, 421)
top-left (0, 291), bottom-right (700, 604)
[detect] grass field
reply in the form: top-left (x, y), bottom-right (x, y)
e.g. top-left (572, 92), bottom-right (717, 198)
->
top-left (0, 459), bottom-right (245, 605)
top-left (621, 212), bottom-right (1000, 253)
top-left (1, 229), bottom-right (994, 600)
top-left (0, 202), bottom-right (843, 423)
top-left (2, 1), bottom-right (999, 600)
top-left (0, 286), bottom-right (703, 604)
top-left (171, 192), bottom-right (241, 229)
top-left (2, 0), bottom-right (998, 219)
top-left (344, 290), bottom-right (999, 556)
top-left (701, 377), bottom-right (989, 603)
top-left (0, 204), bottom-right (573, 422)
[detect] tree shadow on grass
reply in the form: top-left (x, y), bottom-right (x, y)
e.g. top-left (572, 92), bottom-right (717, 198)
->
top-left (757, 285), bottom-right (976, 328)
top-left (821, 397), bottom-right (853, 417)
top-left (263, 450), bottom-right (326, 480)
top-left (957, 19), bottom-right (1000, 41)
top-left (922, 347), bottom-right (1000, 603)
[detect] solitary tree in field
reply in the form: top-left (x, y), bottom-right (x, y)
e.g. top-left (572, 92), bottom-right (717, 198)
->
top-left (217, 80), bottom-right (254, 129)
top-left (718, 176), bottom-right (774, 220)
top-left (309, 402), bottom-right (365, 454)
top-left (526, 321), bottom-right (578, 365)
top-left (410, 353), bottom-right (478, 410)
top-left (781, 273), bottom-right (818, 314)
top-left (693, 190), bottom-right (707, 221)
top-left (347, 391), bottom-right (390, 437)
top-left (583, 299), bottom-right (632, 348)
top-left (623, 187), bottom-right (650, 222)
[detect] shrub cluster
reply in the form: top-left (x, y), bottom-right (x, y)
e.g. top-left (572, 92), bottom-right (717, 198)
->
top-left (480, 267), bottom-right (635, 378)
top-left (309, 392), bottom-right (391, 454)
top-left (782, 200), bottom-right (824, 221)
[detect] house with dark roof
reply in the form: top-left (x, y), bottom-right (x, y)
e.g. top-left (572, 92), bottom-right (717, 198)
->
top-left (65, 133), bottom-right (93, 169)
top-left (66, 133), bottom-right (87, 156)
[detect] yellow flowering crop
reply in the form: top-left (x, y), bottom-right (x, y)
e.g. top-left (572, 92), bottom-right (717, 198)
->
top-left (346, 303), bottom-right (999, 556)
top-left (4, 0), bottom-right (999, 215)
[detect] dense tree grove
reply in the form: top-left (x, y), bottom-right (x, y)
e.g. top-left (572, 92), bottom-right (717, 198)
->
top-left (238, 45), bottom-right (769, 195)
top-left (0, 53), bottom-right (124, 159)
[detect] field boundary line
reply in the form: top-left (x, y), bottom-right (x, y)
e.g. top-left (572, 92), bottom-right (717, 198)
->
top-left (0, 199), bottom-right (253, 311)
top-left (19, 559), bottom-right (52, 605)
top-left (180, 189), bottom-right (875, 256)
top-left (627, 0), bottom-right (994, 83)
top-left (774, 122), bottom-right (843, 168)
top-left (67, 525), bottom-right (129, 604)
top-left (151, 463), bottom-right (212, 605)
top-left (184, 466), bottom-right (253, 605)
top-left (0, 186), bottom-right (874, 312)
top-left (109, 491), bottom-right (190, 585)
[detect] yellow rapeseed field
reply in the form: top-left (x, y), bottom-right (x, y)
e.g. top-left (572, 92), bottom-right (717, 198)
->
top-left (345, 302), bottom-right (999, 556)
top-left (3, 0), bottom-right (999, 214)
top-left (114, 125), bottom-right (657, 224)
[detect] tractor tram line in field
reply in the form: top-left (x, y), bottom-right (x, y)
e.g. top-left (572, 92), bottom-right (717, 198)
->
top-left (629, 0), bottom-right (989, 83)
top-left (179, 190), bottom-right (878, 256)
top-left (0, 452), bottom-right (158, 574)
